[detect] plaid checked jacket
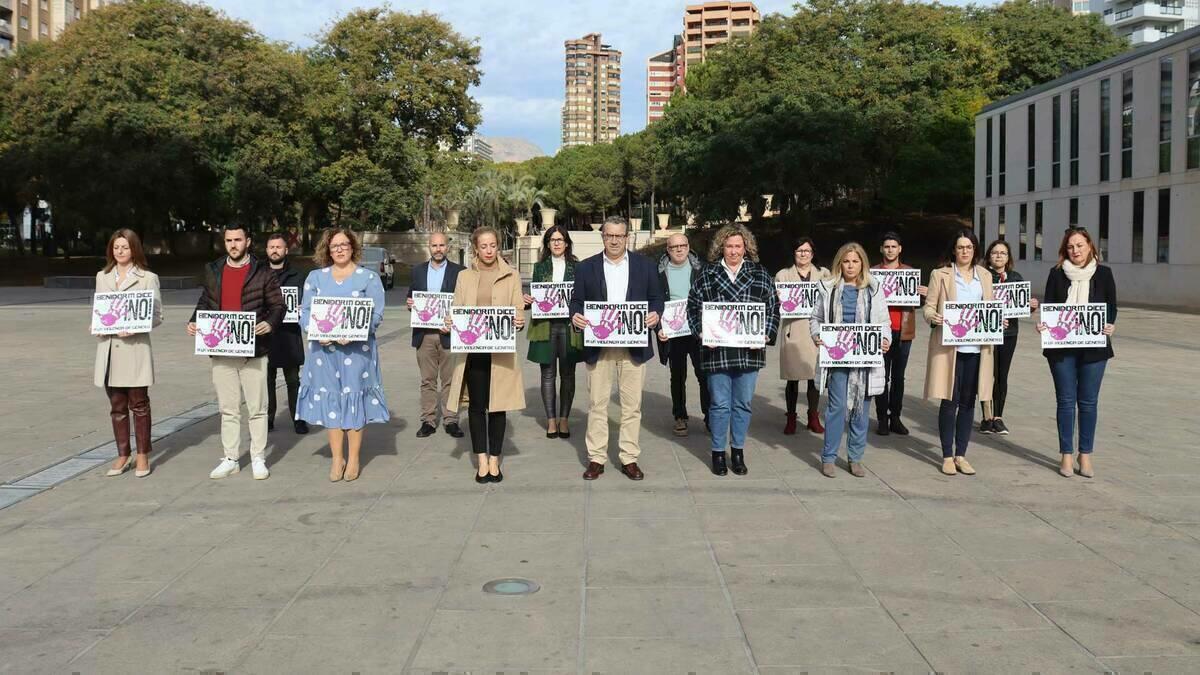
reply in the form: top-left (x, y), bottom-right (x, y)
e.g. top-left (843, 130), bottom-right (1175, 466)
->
top-left (686, 260), bottom-right (781, 374)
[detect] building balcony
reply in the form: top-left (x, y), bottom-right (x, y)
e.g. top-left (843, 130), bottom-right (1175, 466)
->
top-left (0, 0), bottom-right (12, 11)
top-left (1123, 23), bottom-right (1179, 44)
top-left (0, 19), bottom-right (11, 40)
top-left (1104, 3), bottom-right (1185, 28)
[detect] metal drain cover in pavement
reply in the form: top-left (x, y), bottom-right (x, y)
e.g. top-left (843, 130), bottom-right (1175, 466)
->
top-left (482, 578), bottom-right (540, 595)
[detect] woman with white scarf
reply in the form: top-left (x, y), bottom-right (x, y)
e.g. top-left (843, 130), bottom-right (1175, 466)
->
top-left (809, 242), bottom-right (890, 478)
top-left (1036, 228), bottom-right (1117, 478)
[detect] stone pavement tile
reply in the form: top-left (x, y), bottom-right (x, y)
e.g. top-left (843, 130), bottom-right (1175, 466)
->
top-left (583, 637), bottom-right (754, 674)
top-left (908, 628), bottom-right (1106, 672)
top-left (409, 607), bottom-right (577, 671)
top-left (778, 465), bottom-right (896, 493)
top-left (0, 559), bottom-right (62, 604)
top-left (0, 525), bottom-right (109, 564)
top-left (1086, 535), bottom-right (1200, 596)
top-left (997, 484), bottom-right (1129, 513)
top-left (437, 532), bottom-right (581, 612)
top-left (589, 485), bottom-right (696, 519)
top-left (0, 628), bottom-right (104, 673)
top-left (709, 528), bottom-right (844, 567)
top-left (152, 539), bottom-right (337, 608)
top-left (584, 587), bottom-right (742, 638)
top-left (981, 556), bottom-right (1165, 603)
top-left (240, 634), bottom-right (414, 674)
top-left (41, 543), bottom-right (211, 585)
top-left (472, 488), bottom-right (585, 533)
top-left (1106, 472), bottom-right (1200, 497)
top-left (75, 605), bottom-right (277, 672)
top-left (0, 580), bottom-right (159, 631)
top-left (697, 503), bottom-right (810, 533)
top-left (1035, 598), bottom-right (1200, 657)
top-left (105, 511), bottom-right (244, 547)
top-left (268, 582), bottom-right (441, 640)
top-left (795, 491), bottom-right (910, 522)
top-left (587, 517), bottom-right (720, 588)
top-left (23, 498), bottom-right (151, 532)
top-left (722, 564), bottom-right (878, 610)
top-left (309, 536), bottom-right (461, 588)
top-left (242, 494), bottom-right (380, 535)
top-left (1031, 507), bottom-right (1184, 548)
top-left (943, 523), bottom-right (1095, 562)
top-left (1121, 496), bottom-right (1200, 524)
top-left (688, 478), bottom-right (798, 505)
top-left (871, 569), bottom-right (1049, 633)
top-left (906, 495), bottom-right (1049, 531)
top-left (364, 489), bottom-right (485, 524)
top-left (1099, 655), bottom-right (1200, 673)
top-left (757, 666), bottom-right (931, 674)
top-left (738, 607), bottom-right (928, 667)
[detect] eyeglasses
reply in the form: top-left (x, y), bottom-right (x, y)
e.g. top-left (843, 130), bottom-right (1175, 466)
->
top-left (667, 244), bottom-right (688, 250)
top-left (603, 233), bottom-right (628, 240)
top-left (330, 243), bottom-right (352, 251)
top-left (548, 237), bottom-right (566, 243)
top-left (796, 249), bottom-right (813, 255)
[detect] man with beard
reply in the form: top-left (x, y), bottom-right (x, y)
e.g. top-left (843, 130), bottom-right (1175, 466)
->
top-left (265, 232), bottom-right (308, 434)
top-left (188, 224), bottom-right (285, 480)
top-left (871, 232), bottom-right (928, 437)
top-left (406, 231), bottom-right (465, 438)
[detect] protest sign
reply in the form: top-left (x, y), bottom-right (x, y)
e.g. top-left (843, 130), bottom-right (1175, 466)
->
top-left (941, 301), bottom-right (1005, 346)
top-left (307, 297), bottom-right (374, 342)
top-left (281, 287), bottom-right (300, 324)
top-left (450, 306), bottom-right (517, 353)
top-left (659, 299), bottom-right (691, 339)
top-left (91, 291), bottom-right (156, 335)
top-left (1040, 303), bottom-right (1108, 349)
top-left (776, 282), bottom-right (820, 319)
top-left (819, 323), bottom-right (885, 368)
top-left (875, 269), bottom-right (922, 307)
top-left (530, 282), bottom-right (573, 319)
top-left (583, 302), bottom-right (649, 348)
top-left (411, 291), bottom-right (454, 330)
top-left (993, 281), bottom-right (1032, 319)
top-left (701, 302), bottom-right (767, 348)
top-left (194, 311), bottom-right (257, 357)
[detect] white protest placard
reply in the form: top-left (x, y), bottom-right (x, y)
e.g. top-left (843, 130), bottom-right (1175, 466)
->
top-left (1040, 303), bottom-right (1108, 349)
top-left (993, 281), bottom-right (1032, 318)
top-left (875, 269), bottom-right (922, 307)
top-left (702, 302), bottom-right (767, 348)
top-left (530, 282), bottom-right (573, 319)
top-left (450, 306), bottom-right (517, 353)
top-left (583, 301), bottom-right (649, 348)
top-left (306, 297), bottom-right (374, 342)
top-left (194, 310), bottom-right (257, 357)
top-left (411, 291), bottom-right (453, 330)
top-left (776, 281), bottom-right (820, 319)
top-left (819, 323), bottom-right (885, 368)
top-left (659, 299), bottom-right (691, 339)
top-left (941, 301), bottom-right (1005, 346)
top-left (91, 290), bottom-right (156, 335)
top-left (281, 287), bottom-right (300, 324)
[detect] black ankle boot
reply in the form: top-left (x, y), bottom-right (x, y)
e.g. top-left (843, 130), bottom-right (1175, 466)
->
top-left (730, 448), bottom-right (747, 475)
top-left (711, 451), bottom-right (728, 476)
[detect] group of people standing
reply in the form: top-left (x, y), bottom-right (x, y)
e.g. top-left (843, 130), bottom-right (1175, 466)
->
top-left (91, 219), bottom-right (1116, 484)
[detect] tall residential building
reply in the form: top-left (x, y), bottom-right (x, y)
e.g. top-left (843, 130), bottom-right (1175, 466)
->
top-left (4, 0), bottom-right (121, 54)
top-left (561, 33), bottom-right (622, 148)
top-left (974, 25), bottom-right (1200, 308)
top-left (645, 36), bottom-right (684, 125)
top-left (1056, 0), bottom-right (1199, 46)
top-left (464, 135), bottom-right (493, 163)
top-left (682, 1), bottom-right (761, 69)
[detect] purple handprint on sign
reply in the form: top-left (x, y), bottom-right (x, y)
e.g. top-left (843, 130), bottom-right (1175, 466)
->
top-left (946, 307), bottom-right (981, 339)
top-left (314, 302), bottom-right (347, 333)
top-left (880, 274), bottom-right (900, 299)
top-left (94, 298), bottom-right (128, 327)
top-left (717, 308), bottom-right (741, 335)
top-left (664, 303), bottom-right (687, 332)
top-left (452, 311), bottom-right (492, 345)
top-left (585, 306), bottom-right (624, 340)
top-left (1047, 309), bottom-right (1081, 342)
top-left (416, 296), bottom-right (446, 323)
top-left (200, 317), bottom-right (230, 349)
top-left (779, 286), bottom-right (803, 313)
top-left (826, 329), bottom-right (858, 361)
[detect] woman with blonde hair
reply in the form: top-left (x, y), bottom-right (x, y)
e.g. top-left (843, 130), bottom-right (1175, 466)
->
top-left (296, 228), bottom-right (390, 482)
top-left (809, 242), bottom-right (890, 478)
top-left (94, 229), bottom-right (163, 478)
top-left (447, 226), bottom-right (527, 483)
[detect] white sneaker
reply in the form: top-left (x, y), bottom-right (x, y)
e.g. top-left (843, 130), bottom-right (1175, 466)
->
top-left (210, 458), bottom-right (240, 479)
top-left (251, 460), bottom-right (270, 480)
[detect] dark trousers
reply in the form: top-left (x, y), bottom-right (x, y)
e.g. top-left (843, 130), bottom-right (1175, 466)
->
top-left (668, 335), bottom-right (709, 421)
top-left (1048, 355), bottom-right (1107, 455)
top-left (267, 365), bottom-right (300, 421)
top-left (106, 385), bottom-right (152, 456)
top-left (539, 322), bottom-right (577, 420)
top-left (938, 352), bottom-right (980, 458)
top-left (982, 334), bottom-right (1017, 419)
top-left (875, 332), bottom-right (911, 422)
top-left (467, 354), bottom-right (506, 456)
top-left (784, 380), bottom-right (819, 415)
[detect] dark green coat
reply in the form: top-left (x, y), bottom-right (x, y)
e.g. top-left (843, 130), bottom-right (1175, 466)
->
top-left (526, 257), bottom-right (584, 365)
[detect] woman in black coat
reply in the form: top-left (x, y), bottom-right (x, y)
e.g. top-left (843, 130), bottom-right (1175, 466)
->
top-left (978, 240), bottom-right (1038, 436)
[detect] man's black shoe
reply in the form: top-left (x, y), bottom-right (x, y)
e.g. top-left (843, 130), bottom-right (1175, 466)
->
top-left (294, 420), bottom-right (309, 434)
top-left (445, 423), bottom-right (464, 438)
top-left (416, 422), bottom-right (437, 438)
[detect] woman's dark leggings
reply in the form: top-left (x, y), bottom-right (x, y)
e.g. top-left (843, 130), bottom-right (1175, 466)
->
top-left (785, 380), bottom-right (819, 415)
top-left (466, 354), bottom-right (506, 456)
top-left (939, 352), bottom-right (980, 458)
top-left (982, 334), bottom-right (1017, 419)
top-left (539, 322), bottom-right (576, 420)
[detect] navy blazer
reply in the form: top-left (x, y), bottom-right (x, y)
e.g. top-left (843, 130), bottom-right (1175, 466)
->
top-left (406, 259), bottom-right (464, 348)
top-left (568, 251), bottom-right (666, 365)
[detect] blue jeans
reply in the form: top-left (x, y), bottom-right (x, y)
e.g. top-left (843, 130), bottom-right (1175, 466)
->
top-left (821, 369), bottom-right (870, 463)
top-left (1048, 355), bottom-right (1107, 455)
top-left (707, 369), bottom-right (758, 452)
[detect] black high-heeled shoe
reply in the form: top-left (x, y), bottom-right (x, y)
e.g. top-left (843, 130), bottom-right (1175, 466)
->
top-left (475, 472), bottom-right (489, 484)
top-left (546, 430), bottom-right (559, 439)
top-left (488, 470), bottom-right (503, 483)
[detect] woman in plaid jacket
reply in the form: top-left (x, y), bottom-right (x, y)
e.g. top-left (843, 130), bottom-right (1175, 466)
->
top-left (686, 224), bottom-right (781, 477)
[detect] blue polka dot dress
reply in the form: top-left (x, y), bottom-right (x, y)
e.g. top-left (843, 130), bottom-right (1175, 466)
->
top-left (296, 265), bottom-right (390, 429)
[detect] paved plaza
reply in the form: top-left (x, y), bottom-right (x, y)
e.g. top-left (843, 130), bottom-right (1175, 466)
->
top-left (0, 287), bottom-right (1198, 673)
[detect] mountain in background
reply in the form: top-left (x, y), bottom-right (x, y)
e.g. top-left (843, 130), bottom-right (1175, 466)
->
top-left (486, 137), bottom-right (546, 163)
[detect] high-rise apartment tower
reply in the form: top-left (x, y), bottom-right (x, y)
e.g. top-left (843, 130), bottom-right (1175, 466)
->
top-left (562, 33), bottom-right (622, 148)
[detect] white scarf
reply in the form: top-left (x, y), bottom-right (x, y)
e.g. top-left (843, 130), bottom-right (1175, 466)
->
top-left (1062, 258), bottom-right (1097, 304)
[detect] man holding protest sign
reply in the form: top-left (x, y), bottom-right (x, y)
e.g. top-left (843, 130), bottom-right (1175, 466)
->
top-left (871, 232), bottom-right (926, 437)
top-left (570, 216), bottom-right (664, 481)
top-left (656, 232), bottom-right (709, 437)
top-left (406, 231), bottom-right (464, 438)
top-left (265, 232), bottom-right (307, 435)
top-left (188, 224), bottom-right (285, 481)
top-left (687, 224), bottom-right (780, 476)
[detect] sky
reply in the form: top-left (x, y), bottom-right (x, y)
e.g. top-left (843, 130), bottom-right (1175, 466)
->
top-left (201, 0), bottom-right (977, 156)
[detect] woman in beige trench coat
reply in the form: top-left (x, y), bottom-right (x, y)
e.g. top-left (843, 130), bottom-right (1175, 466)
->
top-left (92, 229), bottom-right (163, 478)
top-left (446, 227), bottom-right (526, 483)
top-left (923, 229), bottom-right (996, 477)
top-left (775, 236), bottom-right (829, 435)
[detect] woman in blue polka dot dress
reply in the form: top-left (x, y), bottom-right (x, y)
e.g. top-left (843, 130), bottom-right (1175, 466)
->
top-left (297, 228), bottom-right (390, 482)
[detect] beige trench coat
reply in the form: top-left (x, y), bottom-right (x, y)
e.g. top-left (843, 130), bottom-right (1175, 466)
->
top-left (922, 265), bottom-right (995, 402)
top-left (93, 267), bottom-right (164, 388)
top-left (775, 265), bottom-right (829, 381)
top-left (447, 259), bottom-right (527, 413)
